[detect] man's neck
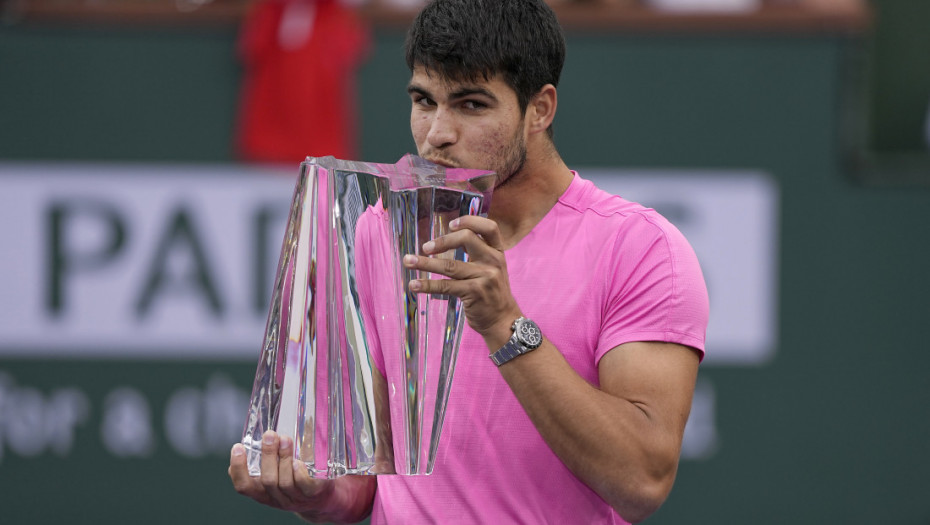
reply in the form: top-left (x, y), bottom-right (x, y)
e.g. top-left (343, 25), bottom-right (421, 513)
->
top-left (488, 148), bottom-right (572, 250)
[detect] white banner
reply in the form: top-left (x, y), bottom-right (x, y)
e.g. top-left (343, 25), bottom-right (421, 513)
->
top-left (0, 163), bottom-right (294, 359)
top-left (0, 163), bottom-right (777, 364)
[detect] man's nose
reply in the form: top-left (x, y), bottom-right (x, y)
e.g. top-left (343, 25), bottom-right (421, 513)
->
top-left (426, 108), bottom-right (456, 148)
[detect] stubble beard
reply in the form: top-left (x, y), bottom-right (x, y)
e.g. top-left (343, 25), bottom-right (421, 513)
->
top-left (493, 129), bottom-right (528, 190)
top-left (420, 127), bottom-right (527, 188)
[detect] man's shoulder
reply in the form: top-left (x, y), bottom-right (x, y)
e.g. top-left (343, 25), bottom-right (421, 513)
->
top-left (558, 172), bottom-right (696, 258)
top-left (560, 172), bottom-right (658, 223)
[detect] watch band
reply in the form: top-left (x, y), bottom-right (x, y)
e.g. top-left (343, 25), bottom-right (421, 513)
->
top-left (490, 338), bottom-right (524, 366)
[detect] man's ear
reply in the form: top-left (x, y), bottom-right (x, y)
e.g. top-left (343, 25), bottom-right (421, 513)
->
top-left (527, 84), bottom-right (558, 135)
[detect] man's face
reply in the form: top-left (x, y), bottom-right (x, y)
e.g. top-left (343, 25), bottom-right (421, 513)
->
top-left (408, 67), bottom-right (527, 186)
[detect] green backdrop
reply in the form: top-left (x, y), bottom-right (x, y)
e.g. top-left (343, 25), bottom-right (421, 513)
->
top-left (1, 9), bottom-right (929, 525)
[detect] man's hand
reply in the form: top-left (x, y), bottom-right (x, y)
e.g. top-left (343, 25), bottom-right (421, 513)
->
top-left (228, 430), bottom-right (333, 514)
top-left (404, 215), bottom-right (521, 340)
top-left (228, 431), bottom-right (376, 523)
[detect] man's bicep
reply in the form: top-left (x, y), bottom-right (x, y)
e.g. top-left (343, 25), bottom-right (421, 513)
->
top-left (598, 341), bottom-right (700, 434)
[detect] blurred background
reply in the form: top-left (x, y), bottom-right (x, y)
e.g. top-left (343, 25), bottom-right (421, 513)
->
top-left (1, 0), bottom-right (928, 523)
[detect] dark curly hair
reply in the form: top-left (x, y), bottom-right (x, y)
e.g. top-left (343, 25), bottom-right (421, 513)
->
top-left (405, 0), bottom-right (566, 119)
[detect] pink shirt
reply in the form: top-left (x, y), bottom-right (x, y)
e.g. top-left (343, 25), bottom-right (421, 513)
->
top-left (369, 173), bottom-right (709, 524)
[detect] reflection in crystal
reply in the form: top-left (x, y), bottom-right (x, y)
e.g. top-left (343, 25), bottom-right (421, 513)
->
top-left (242, 155), bottom-right (494, 478)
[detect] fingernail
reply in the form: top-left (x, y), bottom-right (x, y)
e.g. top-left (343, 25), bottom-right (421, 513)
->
top-left (293, 459), bottom-right (301, 472)
top-left (404, 254), bottom-right (417, 265)
top-left (423, 241), bottom-right (435, 253)
top-left (231, 444), bottom-right (245, 457)
top-left (450, 218), bottom-right (460, 229)
top-left (409, 280), bottom-right (422, 291)
top-left (280, 436), bottom-right (292, 450)
top-left (263, 432), bottom-right (275, 445)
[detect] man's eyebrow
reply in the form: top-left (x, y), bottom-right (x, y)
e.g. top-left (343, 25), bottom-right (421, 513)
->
top-left (407, 84), bottom-right (431, 97)
top-left (449, 86), bottom-right (497, 101)
top-left (406, 83), bottom-right (497, 102)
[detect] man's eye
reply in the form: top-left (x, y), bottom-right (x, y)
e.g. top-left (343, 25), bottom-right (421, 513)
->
top-left (414, 96), bottom-right (434, 107)
top-left (462, 100), bottom-right (485, 110)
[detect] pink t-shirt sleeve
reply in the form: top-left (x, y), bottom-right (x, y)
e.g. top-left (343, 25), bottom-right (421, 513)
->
top-left (596, 211), bottom-right (709, 362)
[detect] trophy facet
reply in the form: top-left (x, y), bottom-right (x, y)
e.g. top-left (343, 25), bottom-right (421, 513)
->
top-left (242, 155), bottom-right (495, 478)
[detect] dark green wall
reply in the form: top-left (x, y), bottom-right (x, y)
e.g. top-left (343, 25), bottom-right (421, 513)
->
top-left (1, 18), bottom-right (929, 525)
top-left (868, 0), bottom-right (930, 151)
top-left (0, 25), bottom-right (239, 161)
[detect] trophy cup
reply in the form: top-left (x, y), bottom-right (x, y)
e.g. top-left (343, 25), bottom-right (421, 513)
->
top-left (242, 155), bottom-right (495, 478)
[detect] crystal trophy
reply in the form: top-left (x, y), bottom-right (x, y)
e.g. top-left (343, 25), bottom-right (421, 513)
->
top-left (242, 154), bottom-right (495, 478)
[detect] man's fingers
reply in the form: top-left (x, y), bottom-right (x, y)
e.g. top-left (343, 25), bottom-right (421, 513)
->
top-left (229, 443), bottom-right (273, 505)
top-left (405, 253), bottom-right (473, 280)
top-left (292, 459), bottom-right (334, 506)
top-left (277, 436), bottom-right (297, 495)
top-left (229, 435), bottom-right (330, 513)
top-left (292, 457), bottom-right (323, 498)
top-left (228, 443), bottom-right (252, 492)
top-left (422, 227), bottom-right (501, 260)
top-left (449, 215), bottom-right (504, 250)
top-left (259, 431), bottom-right (291, 507)
top-left (277, 435), bottom-right (330, 505)
top-left (408, 271), bottom-right (460, 296)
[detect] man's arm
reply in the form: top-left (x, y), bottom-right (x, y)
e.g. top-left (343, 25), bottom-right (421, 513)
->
top-left (228, 431), bottom-right (377, 524)
top-left (497, 338), bottom-right (699, 523)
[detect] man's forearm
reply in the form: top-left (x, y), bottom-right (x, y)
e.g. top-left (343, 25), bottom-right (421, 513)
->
top-left (494, 339), bottom-right (698, 523)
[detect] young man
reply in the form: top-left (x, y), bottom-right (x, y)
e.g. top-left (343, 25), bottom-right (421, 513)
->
top-left (229, 0), bottom-right (709, 523)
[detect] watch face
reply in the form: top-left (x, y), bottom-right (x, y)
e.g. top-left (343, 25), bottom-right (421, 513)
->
top-left (515, 319), bottom-right (543, 348)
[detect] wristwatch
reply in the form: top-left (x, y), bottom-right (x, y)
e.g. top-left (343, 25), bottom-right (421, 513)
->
top-left (489, 317), bottom-right (543, 366)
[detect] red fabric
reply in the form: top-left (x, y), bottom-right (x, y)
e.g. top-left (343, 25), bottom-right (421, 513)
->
top-left (236, 0), bottom-right (369, 163)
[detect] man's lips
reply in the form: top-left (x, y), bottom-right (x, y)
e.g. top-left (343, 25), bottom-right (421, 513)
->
top-left (423, 156), bottom-right (458, 168)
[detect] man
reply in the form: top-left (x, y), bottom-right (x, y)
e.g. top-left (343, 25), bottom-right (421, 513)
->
top-left (229, 0), bottom-right (709, 523)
